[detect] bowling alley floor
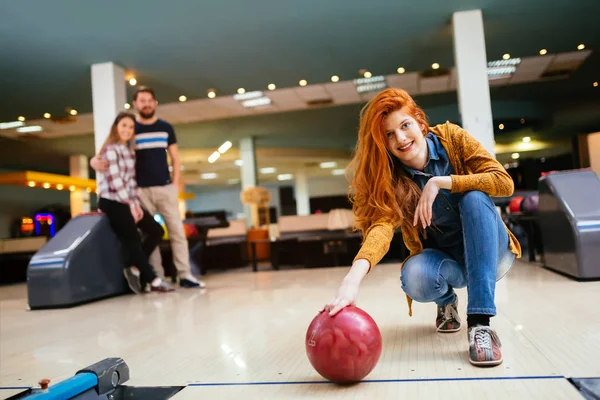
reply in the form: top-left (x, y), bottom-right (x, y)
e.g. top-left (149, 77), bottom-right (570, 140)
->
top-left (1, 259), bottom-right (599, 400)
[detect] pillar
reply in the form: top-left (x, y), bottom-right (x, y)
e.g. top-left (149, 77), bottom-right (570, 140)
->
top-left (91, 62), bottom-right (127, 154)
top-left (70, 155), bottom-right (90, 217)
top-left (452, 9), bottom-right (495, 156)
top-left (587, 132), bottom-right (600, 177)
top-left (295, 169), bottom-right (310, 216)
top-left (240, 137), bottom-right (258, 227)
top-left (178, 199), bottom-right (187, 220)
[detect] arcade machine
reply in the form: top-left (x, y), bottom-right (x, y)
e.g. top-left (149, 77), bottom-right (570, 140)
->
top-left (2, 205), bottom-right (68, 285)
top-left (537, 169), bottom-right (600, 279)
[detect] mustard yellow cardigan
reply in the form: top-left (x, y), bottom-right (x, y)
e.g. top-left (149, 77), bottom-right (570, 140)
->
top-left (353, 122), bottom-right (522, 315)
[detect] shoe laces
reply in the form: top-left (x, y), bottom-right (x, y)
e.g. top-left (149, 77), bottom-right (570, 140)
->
top-left (472, 326), bottom-right (501, 350)
top-left (438, 303), bottom-right (461, 326)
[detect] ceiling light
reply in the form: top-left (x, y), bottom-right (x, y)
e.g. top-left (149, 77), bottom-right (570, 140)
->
top-left (397, 67), bottom-right (405, 74)
top-left (502, 53), bottom-right (511, 60)
top-left (86, 187), bottom-right (92, 193)
top-left (488, 58), bottom-right (521, 67)
top-left (237, 88), bottom-right (246, 94)
top-left (18, 116), bottom-right (25, 122)
top-left (364, 71), bottom-right (372, 78)
top-left (233, 90), bottom-right (272, 107)
top-left (56, 184), bottom-right (64, 190)
top-left (69, 109), bottom-right (78, 116)
top-left (523, 137), bottom-right (531, 143)
top-left (234, 91), bottom-right (263, 101)
top-left (331, 75), bottom-right (339, 83)
top-left (499, 124), bottom-right (504, 130)
top-left (242, 97), bottom-right (271, 108)
top-left (0, 121), bottom-right (25, 129)
top-left (577, 44), bottom-right (585, 50)
top-left (234, 159), bottom-right (243, 166)
top-left (43, 113), bottom-right (51, 119)
top-left (179, 95), bottom-right (187, 102)
top-left (487, 66), bottom-right (516, 80)
top-left (129, 78), bottom-right (137, 86)
top-left (208, 90), bottom-right (216, 98)
top-left (201, 173), bottom-right (217, 180)
top-left (539, 49), bottom-right (547, 55)
top-left (267, 83), bottom-right (276, 90)
top-left (278, 174), bottom-right (294, 181)
top-left (332, 169), bottom-right (345, 176)
top-left (43, 183), bottom-right (50, 189)
top-left (69, 185), bottom-right (76, 192)
top-left (511, 153), bottom-right (520, 160)
top-left (353, 75), bottom-right (387, 93)
top-left (431, 63), bottom-right (440, 70)
top-left (299, 80), bottom-right (307, 86)
top-left (28, 181), bottom-right (35, 187)
top-left (17, 125), bottom-right (43, 133)
top-left (319, 161), bottom-right (337, 169)
top-left (594, 82), bottom-right (598, 87)
top-left (218, 141), bottom-right (232, 154)
top-left (260, 167), bottom-right (276, 174)
top-left (208, 151), bottom-right (220, 163)
top-left (124, 103), bottom-right (131, 109)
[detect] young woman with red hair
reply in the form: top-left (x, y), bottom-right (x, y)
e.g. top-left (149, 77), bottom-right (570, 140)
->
top-left (324, 88), bottom-right (521, 367)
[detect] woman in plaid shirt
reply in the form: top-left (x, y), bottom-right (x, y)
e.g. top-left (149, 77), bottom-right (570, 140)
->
top-left (97, 112), bottom-right (174, 294)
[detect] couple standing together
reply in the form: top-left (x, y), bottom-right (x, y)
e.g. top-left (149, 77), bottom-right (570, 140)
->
top-left (93, 86), bottom-right (204, 293)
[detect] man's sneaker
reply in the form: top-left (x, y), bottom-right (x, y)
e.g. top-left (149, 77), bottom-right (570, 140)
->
top-left (151, 279), bottom-right (176, 293)
top-left (436, 298), bottom-right (461, 332)
top-left (180, 275), bottom-right (206, 289)
top-left (123, 268), bottom-right (142, 294)
top-left (468, 325), bottom-right (503, 367)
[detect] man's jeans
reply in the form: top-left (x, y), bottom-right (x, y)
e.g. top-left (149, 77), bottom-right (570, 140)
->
top-left (400, 191), bottom-right (515, 316)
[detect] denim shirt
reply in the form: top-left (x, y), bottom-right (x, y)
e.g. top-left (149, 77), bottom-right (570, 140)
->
top-left (402, 133), bottom-right (464, 253)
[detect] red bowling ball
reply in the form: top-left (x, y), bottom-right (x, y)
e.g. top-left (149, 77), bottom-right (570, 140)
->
top-left (305, 306), bottom-right (382, 384)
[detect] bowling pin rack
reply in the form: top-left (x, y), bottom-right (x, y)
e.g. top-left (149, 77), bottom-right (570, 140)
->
top-left (5, 358), bottom-right (183, 400)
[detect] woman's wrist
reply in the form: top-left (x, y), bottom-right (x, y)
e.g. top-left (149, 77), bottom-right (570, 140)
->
top-left (433, 176), bottom-right (452, 190)
top-left (343, 259), bottom-right (370, 285)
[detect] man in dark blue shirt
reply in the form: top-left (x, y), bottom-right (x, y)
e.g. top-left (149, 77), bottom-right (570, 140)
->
top-left (91, 86), bottom-right (204, 289)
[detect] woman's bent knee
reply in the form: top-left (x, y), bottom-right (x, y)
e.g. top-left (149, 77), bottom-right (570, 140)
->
top-left (401, 254), bottom-right (441, 302)
top-left (460, 190), bottom-right (496, 212)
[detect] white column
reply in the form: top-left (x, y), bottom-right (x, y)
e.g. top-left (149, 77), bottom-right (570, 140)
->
top-left (91, 62), bottom-right (127, 154)
top-left (178, 200), bottom-right (187, 220)
top-left (69, 155), bottom-right (90, 217)
top-left (240, 137), bottom-right (258, 226)
top-left (452, 9), bottom-right (495, 157)
top-left (295, 169), bottom-right (310, 216)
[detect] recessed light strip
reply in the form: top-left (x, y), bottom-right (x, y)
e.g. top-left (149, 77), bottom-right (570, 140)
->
top-left (0, 121), bottom-right (25, 130)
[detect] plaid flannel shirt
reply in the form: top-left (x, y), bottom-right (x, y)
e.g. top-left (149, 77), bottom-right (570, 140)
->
top-left (97, 143), bottom-right (140, 207)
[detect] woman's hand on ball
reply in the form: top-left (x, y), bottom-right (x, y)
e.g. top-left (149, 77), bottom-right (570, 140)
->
top-left (322, 259), bottom-right (369, 316)
top-left (324, 279), bottom-right (359, 316)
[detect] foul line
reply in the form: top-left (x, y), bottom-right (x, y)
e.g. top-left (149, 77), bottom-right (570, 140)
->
top-left (187, 374), bottom-right (565, 387)
top-left (0, 386), bottom-right (31, 390)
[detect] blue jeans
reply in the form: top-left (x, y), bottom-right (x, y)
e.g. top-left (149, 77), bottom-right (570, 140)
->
top-left (400, 191), bottom-right (515, 316)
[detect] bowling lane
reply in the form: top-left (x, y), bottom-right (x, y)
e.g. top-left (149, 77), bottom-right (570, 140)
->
top-left (171, 377), bottom-right (581, 399)
top-left (2, 259), bottom-right (589, 391)
top-left (0, 388), bottom-right (31, 400)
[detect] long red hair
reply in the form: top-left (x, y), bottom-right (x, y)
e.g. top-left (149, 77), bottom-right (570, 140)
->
top-left (348, 88), bottom-right (429, 239)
